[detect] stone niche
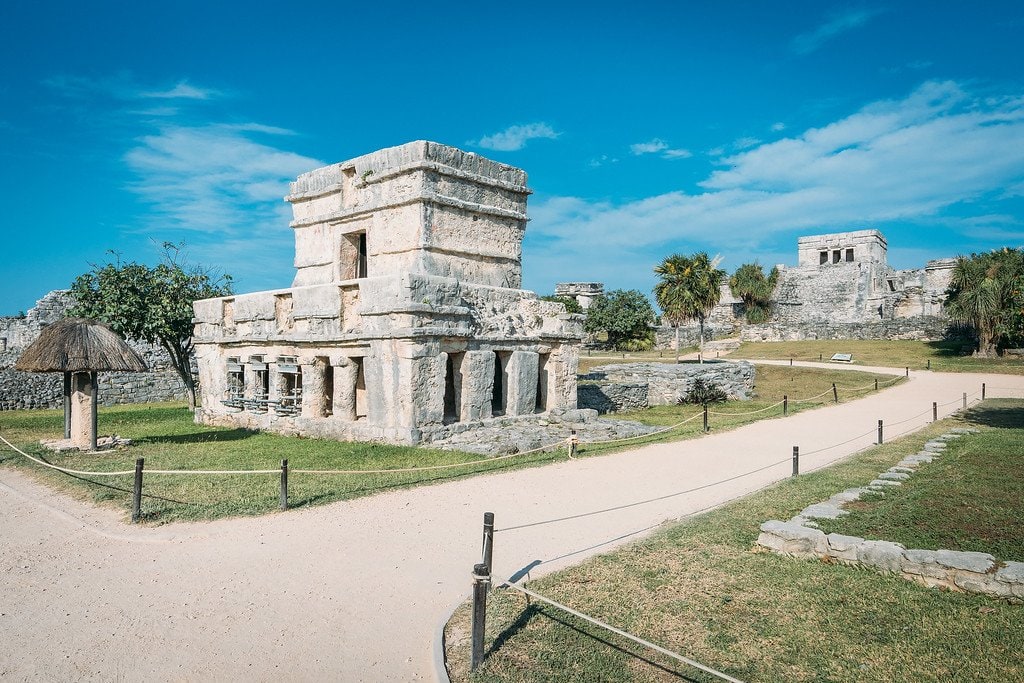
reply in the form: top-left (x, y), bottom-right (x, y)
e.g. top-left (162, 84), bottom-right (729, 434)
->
top-left (193, 141), bottom-right (583, 445)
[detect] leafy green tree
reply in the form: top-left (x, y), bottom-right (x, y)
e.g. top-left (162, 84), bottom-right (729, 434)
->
top-left (653, 252), bottom-right (725, 363)
top-left (70, 243), bottom-right (233, 410)
top-left (945, 248), bottom-right (1024, 357)
top-left (729, 262), bottom-right (780, 324)
top-left (540, 294), bottom-right (583, 314)
top-left (584, 289), bottom-right (656, 350)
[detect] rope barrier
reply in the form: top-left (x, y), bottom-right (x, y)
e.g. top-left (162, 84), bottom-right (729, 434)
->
top-left (0, 435), bottom-right (136, 477)
top-left (495, 456), bottom-right (791, 533)
top-left (799, 426), bottom-right (880, 457)
top-left (707, 400), bottom-right (785, 417)
top-left (500, 581), bottom-right (746, 683)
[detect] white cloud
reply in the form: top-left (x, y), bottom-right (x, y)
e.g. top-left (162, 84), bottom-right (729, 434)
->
top-left (792, 9), bottom-right (881, 55)
top-left (732, 136), bottom-right (762, 150)
top-left (472, 123), bottom-right (559, 151)
top-left (771, 122), bottom-right (786, 132)
top-left (523, 80), bottom-right (1024, 294)
top-left (139, 80), bottom-right (219, 100)
top-left (631, 138), bottom-right (691, 159)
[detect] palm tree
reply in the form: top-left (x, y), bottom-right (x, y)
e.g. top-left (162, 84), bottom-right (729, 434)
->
top-left (654, 252), bottom-right (725, 363)
top-left (729, 262), bottom-right (780, 324)
top-left (945, 248), bottom-right (1024, 357)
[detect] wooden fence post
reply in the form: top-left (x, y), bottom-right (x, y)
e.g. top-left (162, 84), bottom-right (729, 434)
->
top-left (982, 383), bottom-right (986, 400)
top-left (470, 562), bottom-right (490, 672)
top-left (905, 366), bottom-right (909, 377)
top-left (874, 378), bottom-right (878, 391)
top-left (962, 392), bottom-right (967, 409)
top-left (792, 446), bottom-right (799, 477)
top-left (280, 459), bottom-right (289, 510)
top-left (933, 402), bottom-right (937, 422)
top-left (703, 404), bottom-right (709, 432)
top-left (481, 512), bottom-right (495, 576)
top-left (877, 419), bottom-right (883, 445)
top-left (832, 383), bottom-right (838, 403)
top-left (132, 458), bottom-right (144, 523)
top-left (783, 395), bottom-right (788, 416)
top-left (569, 430), bottom-right (578, 459)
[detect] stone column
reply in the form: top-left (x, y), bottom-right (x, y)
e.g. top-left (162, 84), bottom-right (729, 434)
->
top-left (333, 359), bottom-right (357, 421)
top-left (301, 359), bottom-right (328, 418)
top-left (461, 350), bottom-right (495, 421)
top-left (505, 350), bottom-right (539, 416)
top-left (69, 371), bottom-right (96, 451)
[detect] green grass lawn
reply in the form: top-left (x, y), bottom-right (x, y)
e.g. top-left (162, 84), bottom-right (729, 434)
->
top-left (444, 402), bottom-right (1024, 682)
top-left (727, 339), bottom-right (1024, 374)
top-left (0, 366), bottom-right (896, 524)
top-left (817, 399), bottom-right (1024, 561)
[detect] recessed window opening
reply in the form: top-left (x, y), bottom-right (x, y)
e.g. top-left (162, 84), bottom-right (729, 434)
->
top-left (819, 251), bottom-right (828, 265)
top-left (845, 248), bottom-right (854, 262)
top-left (225, 357), bottom-right (245, 407)
top-left (354, 357), bottom-right (368, 419)
top-left (443, 352), bottom-right (464, 423)
top-left (536, 354), bottom-right (549, 413)
top-left (832, 250), bottom-right (841, 264)
top-left (322, 361), bottom-right (334, 417)
top-left (357, 232), bottom-right (368, 279)
top-left (0, 337), bottom-right (7, 352)
top-left (250, 355), bottom-right (269, 412)
top-left (887, 279), bottom-right (897, 292)
top-left (492, 351), bottom-right (510, 416)
top-left (276, 356), bottom-right (302, 416)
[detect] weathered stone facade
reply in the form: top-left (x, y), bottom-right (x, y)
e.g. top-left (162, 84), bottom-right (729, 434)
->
top-left (554, 282), bottom-right (604, 310)
top-left (656, 229), bottom-right (955, 345)
top-left (578, 361), bottom-right (755, 413)
top-left (193, 141), bottom-right (582, 446)
top-left (0, 291), bottom-right (188, 410)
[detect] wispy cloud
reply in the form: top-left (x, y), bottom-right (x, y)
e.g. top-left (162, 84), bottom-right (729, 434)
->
top-left (525, 80), bottom-right (1024, 292)
top-left (631, 138), bottom-right (691, 159)
top-left (771, 122), bottom-right (786, 132)
top-left (471, 123), bottom-right (559, 151)
top-left (792, 8), bottom-right (881, 55)
top-left (139, 80), bottom-right (220, 100)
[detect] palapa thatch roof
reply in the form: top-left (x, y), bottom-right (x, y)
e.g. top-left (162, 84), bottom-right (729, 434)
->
top-left (14, 318), bottom-right (148, 373)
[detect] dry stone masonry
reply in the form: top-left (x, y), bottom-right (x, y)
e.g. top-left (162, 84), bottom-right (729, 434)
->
top-left (193, 141), bottom-right (582, 446)
top-left (1, 291), bottom-right (187, 410)
top-left (756, 428), bottom-right (1024, 602)
top-left (578, 361), bottom-right (755, 413)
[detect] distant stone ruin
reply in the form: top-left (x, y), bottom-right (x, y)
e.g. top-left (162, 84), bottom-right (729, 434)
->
top-left (193, 141), bottom-right (582, 446)
top-left (655, 229), bottom-right (955, 347)
top-left (554, 282), bottom-right (604, 309)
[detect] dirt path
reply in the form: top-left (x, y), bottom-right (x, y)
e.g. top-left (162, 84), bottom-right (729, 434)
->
top-left (2, 367), bottom-right (1021, 681)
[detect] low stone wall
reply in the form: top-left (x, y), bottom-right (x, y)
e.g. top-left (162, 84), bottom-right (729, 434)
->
top-left (577, 361), bottom-right (755, 413)
top-left (653, 323), bottom-right (736, 350)
top-left (740, 316), bottom-right (948, 342)
top-left (0, 345), bottom-right (188, 410)
top-left (756, 428), bottom-right (1024, 602)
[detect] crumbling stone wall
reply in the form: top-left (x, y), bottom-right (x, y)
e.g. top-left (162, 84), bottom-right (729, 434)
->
top-left (0, 291), bottom-right (187, 410)
top-left (578, 361), bottom-right (755, 413)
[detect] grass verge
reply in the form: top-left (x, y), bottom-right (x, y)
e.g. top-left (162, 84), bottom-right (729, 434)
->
top-left (727, 339), bottom-right (1024, 375)
top-left (444, 402), bottom-right (1024, 682)
top-left (817, 399), bottom-right (1024, 560)
top-left (0, 367), bottom-right (898, 525)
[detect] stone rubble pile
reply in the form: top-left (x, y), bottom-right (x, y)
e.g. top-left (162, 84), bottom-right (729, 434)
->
top-left (757, 428), bottom-right (1024, 602)
top-left (428, 408), bottom-right (657, 455)
top-left (578, 361), bottom-right (755, 414)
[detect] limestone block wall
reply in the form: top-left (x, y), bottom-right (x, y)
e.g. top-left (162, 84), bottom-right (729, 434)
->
top-left (1, 291), bottom-right (188, 411)
top-left (577, 361), bottom-right (755, 413)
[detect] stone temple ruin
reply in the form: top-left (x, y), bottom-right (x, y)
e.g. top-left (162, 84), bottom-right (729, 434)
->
top-left (193, 141), bottom-right (582, 445)
top-left (653, 229), bottom-right (956, 346)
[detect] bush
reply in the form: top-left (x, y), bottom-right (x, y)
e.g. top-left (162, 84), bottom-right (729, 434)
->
top-left (619, 334), bottom-right (655, 352)
top-left (679, 377), bottom-right (727, 405)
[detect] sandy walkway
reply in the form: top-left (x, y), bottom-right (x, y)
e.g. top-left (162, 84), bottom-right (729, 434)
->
top-left (2, 366), bottom-right (1021, 681)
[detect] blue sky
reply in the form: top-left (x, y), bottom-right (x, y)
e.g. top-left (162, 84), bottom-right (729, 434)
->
top-left (2, 1), bottom-right (1023, 313)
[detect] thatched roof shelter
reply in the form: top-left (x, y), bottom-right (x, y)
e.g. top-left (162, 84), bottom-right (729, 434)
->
top-left (15, 318), bottom-right (147, 373)
top-left (15, 318), bottom-right (146, 451)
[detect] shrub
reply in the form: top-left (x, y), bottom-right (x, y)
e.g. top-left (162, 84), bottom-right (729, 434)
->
top-left (679, 377), bottom-right (727, 405)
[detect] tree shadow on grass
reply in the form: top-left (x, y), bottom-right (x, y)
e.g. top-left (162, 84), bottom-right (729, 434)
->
top-left (134, 429), bottom-right (257, 445)
top-left (961, 405), bottom-right (1024, 430)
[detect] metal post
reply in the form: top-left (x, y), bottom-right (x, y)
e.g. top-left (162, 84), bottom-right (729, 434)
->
top-left (962, 392), bottom-right (967, 409)
top-left (703, 404), bottom-right (709, 432)
top-left (932, 402), bottom-right (937, 422)
top-left (982, 383), bottom-right (986, 400)
top-left (132, 458), bottom-right (144, 523)
top-left (783, 395), bottom-right (788, 416)
top-left (792, 446), bottom-right (799, 477)
top-left (877, 419), bottom-right (883, 445)
top-left (481, 512), bottom-right (495, 575)
top-left (569, 430), bottom-right (578, 458)
top-left (832, 383), bottom-right (838, 403)
top-left (280, 459), bottom-right (288, 510)
top-left (470, 562), bottom-right (490, 672)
